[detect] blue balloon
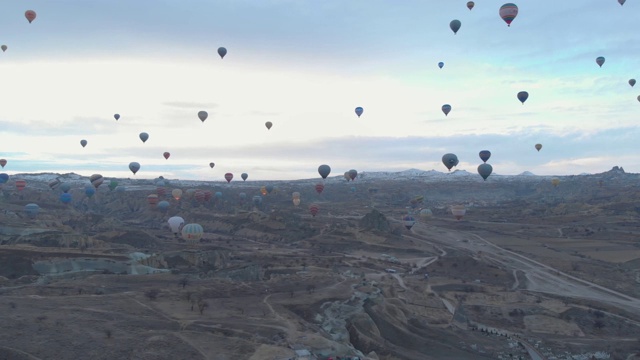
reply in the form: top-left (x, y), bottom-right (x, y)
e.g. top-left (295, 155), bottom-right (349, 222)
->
top-left (355, 107), bottom-right (364, 117)
top-left (438, 62), bottom-right (444, 69)
top-left (215, 191), bottom-right (223, 199)
top-left (157, 200), bottom-right (170, 210)
top-left (0, 173), bottom-right (8, 184)
top-left (59, 193), bottom-right (72, 204)
top-left (85, 186), bottom-right (96, 198)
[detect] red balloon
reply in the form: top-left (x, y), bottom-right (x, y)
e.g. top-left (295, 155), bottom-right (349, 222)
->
top-left (0, 159), bottom-right (6, 168)
top-left (315, 183), bottom-right (324, 194)
top-left (15, 179), bottom-right (26, 191)
top-left (147, 194), bottom-right (159, 206)
top-left (309, 204), bottom-right (319, 217)
top-left (25, 10), bottom-right (36, 23)
top-left (224, 173), bottom-right (233, 183)
top-left (163, 152), bottom-right (170, 160)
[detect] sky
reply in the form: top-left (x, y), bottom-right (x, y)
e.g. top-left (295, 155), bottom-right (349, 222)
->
top-left (0, 0), bottom-right (638, 181)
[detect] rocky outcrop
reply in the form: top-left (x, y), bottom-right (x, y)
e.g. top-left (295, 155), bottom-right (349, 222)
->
top-left (359, 210), bottom-right (390, 232)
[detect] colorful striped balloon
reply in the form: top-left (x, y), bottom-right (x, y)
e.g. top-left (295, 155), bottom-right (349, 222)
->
top-left (499, 3), bottom-right (518, 27)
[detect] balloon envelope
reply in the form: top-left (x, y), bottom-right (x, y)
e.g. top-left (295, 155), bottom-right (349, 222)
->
top-left (629, 79), bottom-right (636, 87)
top-left (499, 3), bottom-right (518, 26)
top-left (517, 91), bottom-right (529, 104)
top-left (129, 162), bottom-right (141, 175)
top-left (535, 143), bottom-right (542, 151)
top-left (114, 114), bottom-right (120, 121)
top-left (217, 47), bottom-right (227, 59)
top-left (477, 163), bottom-right (493, 180)
top-left (172, 189), bottom-right (183, 200)
top-left (25, 10), bottom-right (36, 23)
top-left (265, 121), bottom-right (273, 130)
top-left (163, 152), bottom-right (170, 160)
top-left (402, 215), bottom-right (416, 230)
top-left (1, 45), bottom-right (7, 52)
top-left (139, 132), bottom-right (149, 143)
top-left (90, 174), bottom-right (104, 189)
top-left (479, 150), bottom-right (491, 163)
top-left (619, 0), bottom-right (626, 4)
top-left (442, 153), bottom-right (459, 171)
top-left (596, 56), bottom-right (605, 67)
top-left (442, 104), bottom-right (452, 116)
top-left (80, 140), bottom-right (87, 148)
top-left (449, 20), bottom-right (461, 34)
top-left (348, 169), bottom-right (358, 181)
top-left (24, 204), bottom-right (40, 218)
top-left (59, 193), bottom-right (72, 204)
top-left (451, 205), bottom-right (466, 220)
top-left (0, 159), bottom-right (6, 168)
top-left (209, 162), bottom-right (215, 168)
top-left (198, 111), bottom-right (208, 122)
top-left (224, 173), bottom-right (233, 183)
top-left (438, 62), bottom-right (444, 69)
top-left (168, 216), bottom-right (185, 234)
top-left (182, 223), bottom-right (204, 243)
top-left (241, 173), bottom-right (248, 181)
top-left (0, 173), bottom-right (8, 184)
top-left (318, 164), bottom-right (331, 179)
top-left (467, 1), bottom-right (475, 10)
top-left (355, 107), bottom-right (364, 117)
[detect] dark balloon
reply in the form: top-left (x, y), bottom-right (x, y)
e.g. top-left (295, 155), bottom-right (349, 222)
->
top-left (318, 164), bottom-right (331, 179)
top-left (479, 150), bottom-right (491, 163)
top-left (450, 19), bottom-right (461, 34)
top-left (517, 91), bottom-right (529, 104)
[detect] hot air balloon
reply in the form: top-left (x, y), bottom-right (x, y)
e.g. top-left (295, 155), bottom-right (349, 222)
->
top-left (24, 204), bottom-right (40, 219)
top-left (318, 164), bottom-right (331, 179)
top-left (15, 179), bottom-right (26, 191)
top-left (517, 91), bottom-right (529, 104)
top-left (209, 162), bottom-right (215, 168)
top-left (114, 114), bottom-right (120, 121)
top-left (551, 178), bottom-right (560, 187)
top-left (402, 215), bottom-right (416, 230)
top-left (630, 79), bottom-right (636, 87)
top-left (420, 208), bottom-right (433, 218)
top-left (90, 174), bottom-right (104, 189)
top-left (238, 192), bottom-right (247, 203)
top-left (293, 198), bottom-right (301, 206)
top-left (172, 189), bottom-right (183, 201)
top-left (265, 121), bottom-right (273, 130)
top-left (450, 20), bottom-right (461, 34)
top-left (477, 163), bottom-right (493, 181)
top-left (252, 195), bottom-right (262, 206)
top-left (442, 104), bottom-right (452, 116)
top-left (156, 186), bottom-right (166, 197)
top-left (1, 45), bottom-right (7, 52)
top-left (182, 223), bottom-right (204, 243)
top-left (315, 183), bottom-right (324, 194)
top-left (85, 186), bottom-right (96, 198)
top-left (163, 152), bottom-right (170, 160)
top-left (619, 0), bottom-right (626, 5)
top-left (479, 150), bottom-right (491, 163)
top-left (139, 132), bottom-right (149, 143)
top-left (198, 111), bottom-right (208, 122)
top-left (217, 47), bottom-right (227, 59)
top-left (309, 204), bottom-right (319, 217)
top-left (0, 173), bottom-right (8, 184)
top-left (348, 169), bottom-right (358, 181)
top-left (442, 153), bottom-right (459, 171)
top-left (265, 185), bottom-right (274, 194)
top-left (168, 216), bottom-right (185, 236)
top-left (438, 62), bottom-right (444, 69)
top-left (451, 205), bottom-right (466, 220)
top-left (535, 143), bottom-right (542, 152)
top-left (59, 193), bottom-right (72, 204)
top-left (0, 159), bottom-right (6, 168)
top-left (25, 10), bottom-right (36, 24)
top-left (48, 179), bottom-right (61, 190)
top-left (147, 194), bottom-right (159, 206)
top-left (80, 139), bottom-right (87, 148)
top-left (241, 173), bottom-right (248, 181)
top-left (499, 3), bottom-right (518, 27)
top-left (344, 171), bottom-right (351, 181)
top-left (224, 173), bottom-right (233, 183)
top-left (60, 183), bottom-right (71, 193)
top-left (108, 180), bottom-right (118, 191)
top-left (596, 56), bottom-right (605, 68)
top-left (355, 107), bottom-right (364, 118)
top-left (467, 1), bottom-right (475, 10)
top-left (129, 162), bottom-right (140, 175)
top-left (637, 95), bottom-right (640, 103)
top-left (292, 192), bottom-right (301, 199)
top-left (157, 201), bottom-right (170, 211)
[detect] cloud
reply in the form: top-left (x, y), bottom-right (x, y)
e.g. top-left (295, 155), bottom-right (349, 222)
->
top-left (162, 101), bottom-right (219, 109)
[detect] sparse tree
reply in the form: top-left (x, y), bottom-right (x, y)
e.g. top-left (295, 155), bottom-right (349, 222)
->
top-left (105, 329), bottom-right (113, 339)
top-left (145, 288), bottom-right (160, 301)
top-left (289, 291), bottom-right (295, 298)
top-left (594, 320), bottom-right (605, 329)
top-left (77, 288), bottom-right (83, 295)
top-left (179, 277), bottom-right (189, 288)
top-left (198, 300), bottom-right (209, 315)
